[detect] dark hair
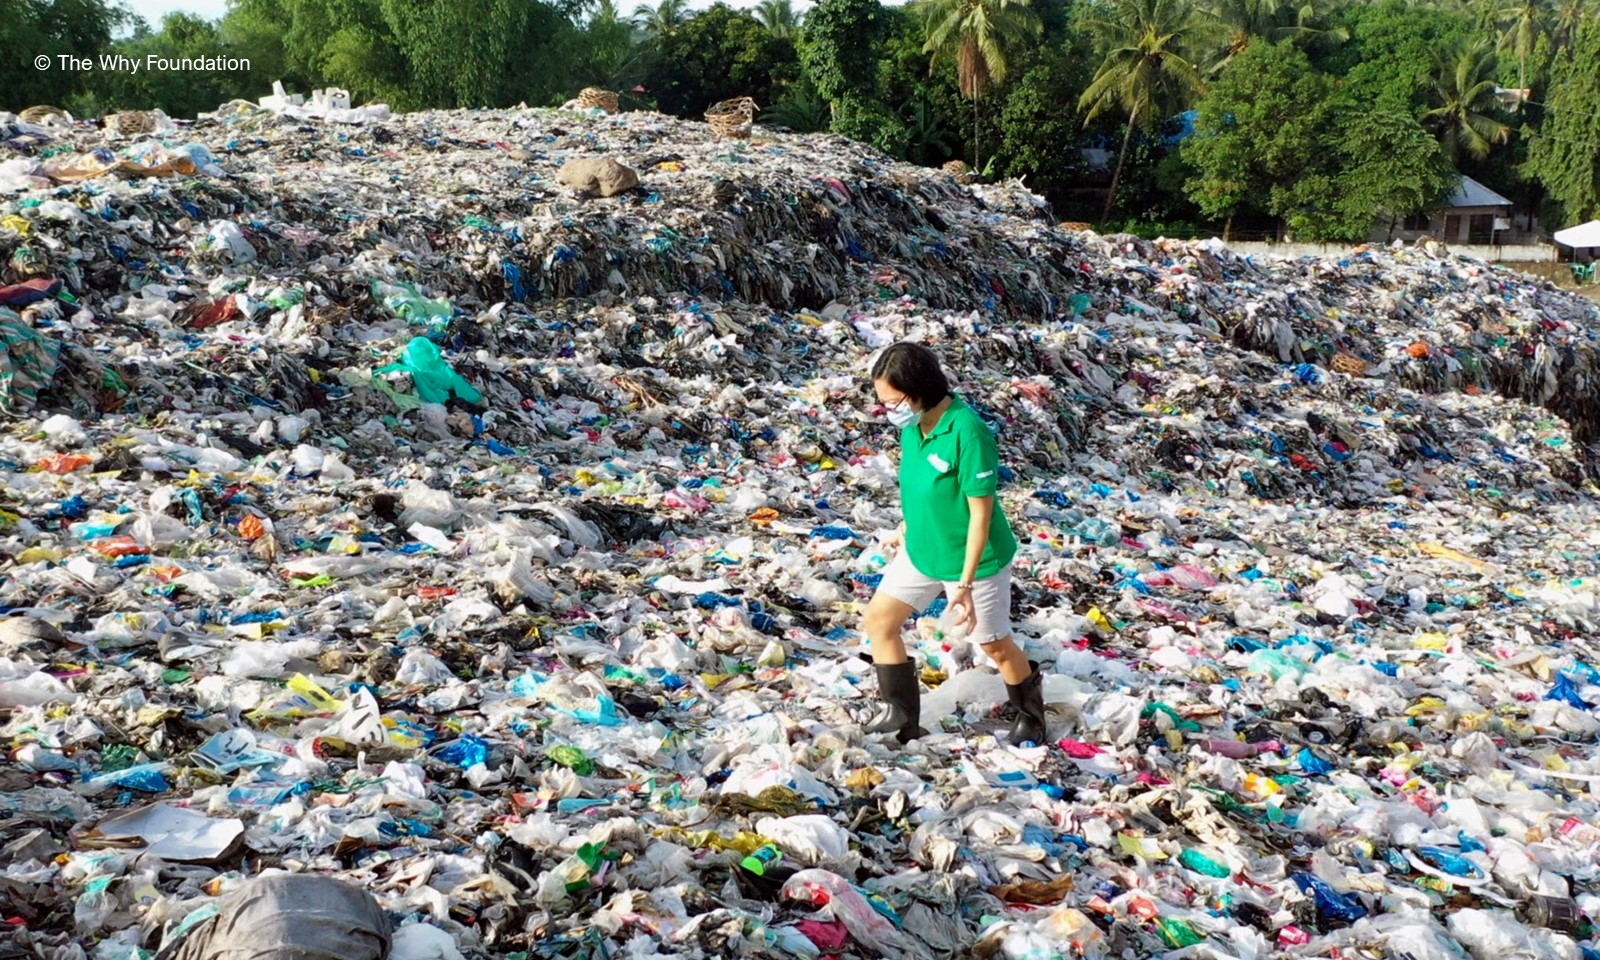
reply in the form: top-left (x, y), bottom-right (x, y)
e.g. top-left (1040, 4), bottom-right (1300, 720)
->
top-left (870, 342), bottom-right (950, 409)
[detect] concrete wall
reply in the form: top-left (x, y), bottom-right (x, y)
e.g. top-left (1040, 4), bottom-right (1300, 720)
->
top-left (1219, 240), bottom-right (1557, 263)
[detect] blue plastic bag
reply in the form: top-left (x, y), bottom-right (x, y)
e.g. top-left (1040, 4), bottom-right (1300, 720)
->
top-left (1546, 673), bottom-right (1591, 708)
top-left (1292, 872), bottom-right (1367, 922)
top-left (436, 734), bottom-right (491, 769)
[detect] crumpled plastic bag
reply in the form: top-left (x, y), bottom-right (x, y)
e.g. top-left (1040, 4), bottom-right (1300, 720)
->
top-left (781, 869), bottom-right (926, 958)
top-left (0, 657), bottom-right (77, 707)
top-left (755, 815), bottom-right (851, 866)
top-left (0, 307), bottom-right (61, 417)
top-left (375, 337), bottom-right (483, 405)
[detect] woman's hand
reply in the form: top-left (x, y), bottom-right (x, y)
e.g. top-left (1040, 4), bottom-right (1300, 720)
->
top-left (948, 584), bottom-right (978, 636)
top-left (881, 524), bottom-right (905, 552)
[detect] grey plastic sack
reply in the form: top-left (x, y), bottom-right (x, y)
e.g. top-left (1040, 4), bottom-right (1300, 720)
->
top-left (156, 874), bottom-right (391, 960)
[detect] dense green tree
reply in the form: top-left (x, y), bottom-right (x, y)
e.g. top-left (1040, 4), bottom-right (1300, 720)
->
top-left (1526, 14), bottom-right (1600, 225)
top-left (1, 0), bottom-right (125, 111)
top-left (799, 0), bottom-right (890, 106)
top-left (261, 0), bottom-right (410, 106)
top-left (1206, 0), bottom-right (1349, 71)
top-left (1423, 38), bottom-right (1512, 162)
top-left (900, 88), bottom-right (959, 165)
top-left (83, 12), bottom-right (255, 118)
top-left (877, 9), bottom-right (969, 163)
top-left (914, 0), bottom-right (1043, 171)
top-left (765, 75), bottom-right (830, 131)
top-left (1278, 105), bottom-right (1458, 241)
top-left (1104, 120), bottom-right (1203, 226)
top-left (378, 0), bottom-right (576, 109)
top-left (995, 46), bottom-right (1092, 202)
top-left (641, 5), bottom-right (798, 117)
top-left (1079, 0), bottom-right (1216, 222)
top-left (217, 0), bottom-right (300, 93)
top-left (1328, 0), bottom-right (1475, 115)
top-left (1183, 40), bottom-right (1329, 236)
top-left (572, 0), bottom-right (651, 92)
top-left (1029, 0), bottom-right (1080, 42)
top-left (832, 95), bottom-right (912, 156)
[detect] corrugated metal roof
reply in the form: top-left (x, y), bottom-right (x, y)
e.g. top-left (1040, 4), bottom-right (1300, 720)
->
top-left (1447, 176), bottom-right (1513, 209)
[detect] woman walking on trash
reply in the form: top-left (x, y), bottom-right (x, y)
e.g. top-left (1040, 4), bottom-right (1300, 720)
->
top-left (861, 342), bottom-right (1047, 746)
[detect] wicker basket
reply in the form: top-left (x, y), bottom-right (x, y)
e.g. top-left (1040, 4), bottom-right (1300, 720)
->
top-left (19, 105), bottom-right (68, 125)
top-left (104, 111), bottom-right (156, 137)
top-left (943, 159), bottom-right (973, 184)
top-left (706, 97), bottom-right (759, 139)
top-left (577, 87), bottom-right (620, 113)
top-left (1331, 352), bottom-right (1369, 376)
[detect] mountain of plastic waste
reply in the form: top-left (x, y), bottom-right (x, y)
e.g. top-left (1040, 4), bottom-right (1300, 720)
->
top-left (4, 100), bottom-right (1600, 960)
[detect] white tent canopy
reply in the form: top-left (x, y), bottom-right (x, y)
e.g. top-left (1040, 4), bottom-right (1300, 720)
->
top-left (1554, 220), bottom-right (1600, 248)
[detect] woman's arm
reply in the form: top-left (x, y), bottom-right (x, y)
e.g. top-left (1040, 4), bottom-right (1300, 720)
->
top-left (960, 495), bottom-right (994, 584)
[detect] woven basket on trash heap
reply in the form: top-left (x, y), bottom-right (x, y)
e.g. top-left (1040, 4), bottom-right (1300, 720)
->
top-left (706, 97), bottom-right (759, 139)
top-left (943, 159), bottom-right (974, 184)
top-left (577, 88), bottom-right (620, 114)
top-left (19, 105), bottom-right (68, 125)
top-left (1331, 352), bottom-right (1369, 376)
top-left (104, 111), bottom-right (156, 137)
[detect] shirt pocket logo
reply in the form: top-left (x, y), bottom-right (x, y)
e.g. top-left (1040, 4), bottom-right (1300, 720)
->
top-left (926, 452), bottom-right (951, 473)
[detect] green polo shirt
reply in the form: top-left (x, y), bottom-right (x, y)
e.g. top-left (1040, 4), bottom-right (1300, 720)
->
top-left (899, 395), bottom-right (1017, 581)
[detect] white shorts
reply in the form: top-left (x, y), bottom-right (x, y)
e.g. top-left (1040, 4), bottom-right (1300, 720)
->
top-left (875, 551), bottom-right (1013, 644)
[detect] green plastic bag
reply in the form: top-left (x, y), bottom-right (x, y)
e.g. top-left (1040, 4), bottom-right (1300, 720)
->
top-left (0, 308), bottom-right (61, 417)
top-left (371, 281), bottom-right (453, 331)
top-left (375, 337), bottom-right (483, 405)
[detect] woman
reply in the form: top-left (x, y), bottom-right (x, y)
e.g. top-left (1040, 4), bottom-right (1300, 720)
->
top-left (862, 342), bottom-right (1047, 745)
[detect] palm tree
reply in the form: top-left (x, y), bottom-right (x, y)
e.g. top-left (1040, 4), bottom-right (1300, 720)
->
top-left (1497, 0), bottom-right (1552, 88)
top-left (1206, 0), bottom-right (1349, 71)
top-left (767, 79), bottom-right (830, 132)
top-left (1423, 39), bottom-right (1513, 162)
top-left (914, 0), bottom-right (1042, 173)
top-left (756, 0), bottom-right (802, 38)
top-left (581, 0), bottom-right (649, 89)
top-left (592, 0), bottom-right (626, 24)
top-left (1550, 0), bottom-right (1587, 49)
top-left (633, 0), bottom-right (688, 37)
top-left (1079, 0), bottom-right (1215, 224)
top-left (903, 90), bottom-right (957, 165)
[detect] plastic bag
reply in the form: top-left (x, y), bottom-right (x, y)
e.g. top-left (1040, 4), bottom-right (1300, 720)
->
top-left (755, 815), bottom-right (851, 865)
top-left (781, 869), bottom-right (924, 958)
top-left (375, 337), bottom-right (483, 405)
top-left (372, 280), bottom-right (454, 331)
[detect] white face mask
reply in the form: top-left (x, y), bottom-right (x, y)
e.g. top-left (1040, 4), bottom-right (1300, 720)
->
top-left (887, 406), bottom-right (918, 428)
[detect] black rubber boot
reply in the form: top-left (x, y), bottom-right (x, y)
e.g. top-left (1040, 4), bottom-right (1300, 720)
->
top-left (865, 660), bottom-right (925, 743)
top-left (1006, 661), bottom-right (1049, 746)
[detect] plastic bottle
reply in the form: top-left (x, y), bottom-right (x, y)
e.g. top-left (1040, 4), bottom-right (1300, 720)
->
top-left (741, 844), bottom-right (784, 876)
